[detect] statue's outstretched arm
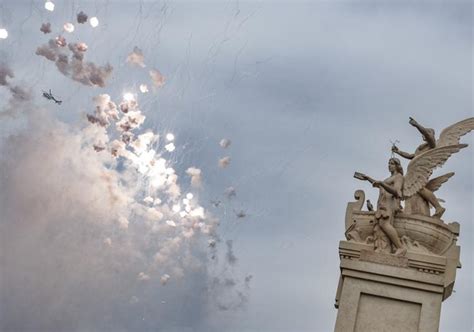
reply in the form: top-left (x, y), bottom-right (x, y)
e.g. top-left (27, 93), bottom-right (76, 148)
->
top-left (409, 117), bottom-right (436, 148)
top-left (392, 145), bottom-right (414, 159)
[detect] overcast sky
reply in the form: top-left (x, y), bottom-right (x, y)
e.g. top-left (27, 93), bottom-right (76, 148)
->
top-left (0, 1), bottom-right (472, 331)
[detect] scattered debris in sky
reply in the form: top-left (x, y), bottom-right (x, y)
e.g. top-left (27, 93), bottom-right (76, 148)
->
top-left (126, 46), bottom-right (146, 68)
top-left (234, 209), bottom-right (247, 219)
top-left (40, 22), bottom-right (52, 34)
top-left (224, 186), bottom-right (236, 198)
top-left (166, 133), bottom-right (175, 141)
top-left (219, 156), bottom-right (231, 168)
top-left (0, 28), bottom-right (8, 39)
top-left (210, 200), bottom-right (221, 207)
top-left (220, 138), bottom-right (231, 148)
top-left (137, 272), bottom-right (150, 281)
top-left (77, 11), bottom-right (88, 24)
top-left (160, 274), bottom-right (171, 285)
top-left (89, 16), bottom-right (99, 28)
top-left (226, 240), bottom-right (237, 265)
top-left (149, 69), bottom-right (165, 87)
top-left (44, 1), bottom-right (55, 12)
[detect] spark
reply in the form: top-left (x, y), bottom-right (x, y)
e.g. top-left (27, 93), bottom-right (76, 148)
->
top-left (165, 142), bottom-right (175, 152)
top-left (63, 22), bottom-right (75, 33)
top-left (44, 1), bottom-right (55, 11)
top-left (143, 196), bottom-right (154, 204)
top-left (186, 193), bottom-right (194, 200)
top-left (89, 16), bottom-right (99, 28)
top-left (123, 92), bottom-right (135, 102)
top-left (220, 138), bottom-right (231, 148)
top-left (166, 220), bottom-right (177, 227)
top-left (172, 204), bottom-right (181, 213)
top-left (0, 29), bottom-right (7, 39)
top-left (166, 133), bottom-right (175, 141)
top-left (139, 84), bottom-right (149, 93)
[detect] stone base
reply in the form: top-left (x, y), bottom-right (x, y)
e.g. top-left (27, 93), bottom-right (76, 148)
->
top-left (334, 258), bottom-right (443, 332)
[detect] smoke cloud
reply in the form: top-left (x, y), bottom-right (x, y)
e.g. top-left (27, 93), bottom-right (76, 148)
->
top-left (36, 39), bottom-right (113, 87)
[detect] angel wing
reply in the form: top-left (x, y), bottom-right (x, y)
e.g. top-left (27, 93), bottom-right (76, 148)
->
top-left (403, 144), bottom-right (467, 198)
top-left (425, 172), bottom-right (454, 192)
top-left (437, 117), bottom-right (474, 147)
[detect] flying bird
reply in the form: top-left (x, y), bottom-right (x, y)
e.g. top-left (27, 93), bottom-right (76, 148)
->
top-left (42, 89), bottom-right (62, 105)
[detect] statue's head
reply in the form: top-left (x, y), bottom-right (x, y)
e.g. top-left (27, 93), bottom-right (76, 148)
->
top-left (388, 157), bottom-right (403, 175)
top-left (422, 128), bottom-right (436, 142)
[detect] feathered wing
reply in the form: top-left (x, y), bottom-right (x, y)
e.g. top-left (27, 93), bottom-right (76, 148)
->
top-left (403, 145), bottom-right (467, 198)
top-left (425, 172), bottom-right (455, 192)
top-left (437, 117), bottom-right (474, 147)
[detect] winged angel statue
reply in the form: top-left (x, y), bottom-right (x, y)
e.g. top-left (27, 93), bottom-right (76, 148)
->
top-left (354, 117), bottom-right (474, 255)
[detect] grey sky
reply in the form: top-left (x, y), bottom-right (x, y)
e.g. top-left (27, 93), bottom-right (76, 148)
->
top-left (0, 1), bottom-right (472, 331)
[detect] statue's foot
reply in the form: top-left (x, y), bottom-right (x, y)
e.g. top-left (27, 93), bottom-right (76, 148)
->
top-left (433, 207), bottom-right (446, 219)
top-left (394, 247), bottom-right (407, 257)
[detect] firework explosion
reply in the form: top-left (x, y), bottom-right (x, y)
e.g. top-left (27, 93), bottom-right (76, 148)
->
top-left (0, 4), bottom-right (251, 330)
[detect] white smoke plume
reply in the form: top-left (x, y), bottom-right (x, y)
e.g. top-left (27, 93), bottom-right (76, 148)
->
top-left (36, 39), bottom-right (113, 87)
top-left (0, 62), bottom-right (32, 118)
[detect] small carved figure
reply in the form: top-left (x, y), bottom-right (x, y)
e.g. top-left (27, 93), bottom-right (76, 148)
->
top-left (366, 199), bottom-right (374, 211)
top-left (392, 117), bottom-right (474, 218)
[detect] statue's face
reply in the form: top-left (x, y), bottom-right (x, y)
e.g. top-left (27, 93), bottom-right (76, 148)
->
top-left (388, 160), bottom-right (396, 172)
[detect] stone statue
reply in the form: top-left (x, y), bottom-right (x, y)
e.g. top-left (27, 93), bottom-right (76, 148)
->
top-left (354, 158), bottom-right (406, 255)
top-left (392, 117), bottom-right (474, 218)
top-left (355, 142), bottom-right (468, 255)
top-left (335, 118), bottom-right (473, 332)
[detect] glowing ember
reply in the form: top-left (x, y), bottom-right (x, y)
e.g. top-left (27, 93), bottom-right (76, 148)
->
top-left (139, 84), bottom-right (149, 93)
top-left (165, 143), bottom-right (175, 152)
top-left (44, 1), bottom-right (55, 11)
top-left (166, 220), bottom-right (177, 227)
top-left (0, 29), bottom-right (8, 39)
top-left (77, 42), bottom-right (88, 52)
top-left (63, 22), bottom-right (75, 33)
top-left (89, 16), bottom-right (99, 28)
top-left (55, 35), bottom-right (67, 47)
top-left (166, 133), bottom-right (174, 141)
top-left (123, 92), bottom-right (135, 102)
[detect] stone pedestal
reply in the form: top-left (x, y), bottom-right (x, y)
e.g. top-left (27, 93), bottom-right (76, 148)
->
top-left (334, 191), bottom-right (461, 332)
